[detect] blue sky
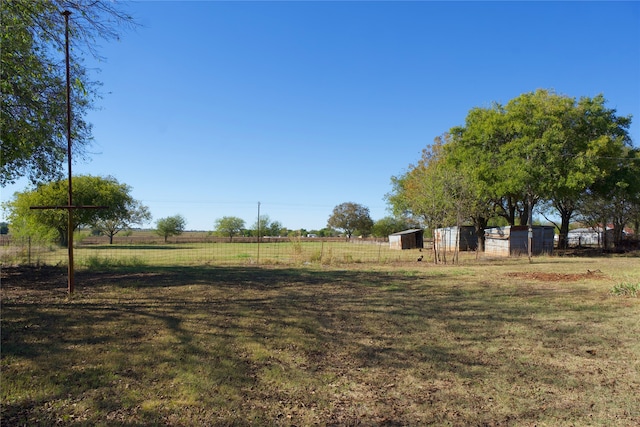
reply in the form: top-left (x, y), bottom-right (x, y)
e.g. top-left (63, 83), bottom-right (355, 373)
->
top-left (3, 1), bottom-right (639, 231)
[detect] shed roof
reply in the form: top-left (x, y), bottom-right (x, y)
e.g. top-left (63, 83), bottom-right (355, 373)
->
top-left (389, 229), bottom-right (423, 236)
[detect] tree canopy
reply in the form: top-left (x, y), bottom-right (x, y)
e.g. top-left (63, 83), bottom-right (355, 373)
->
top-left (250, 215), bottom-right (283, 238)
top-left (92, 201), bottom-right (151, 244)
top-left (388, 89), bottom-right (636, 250)
top-left (4, 175), bottom-right (148, 247)
top-left (155, 215), bottom-right (186, 243)
top-left (214, 216), bottom-right (245, 241)
top-left (1, 0), bottom-right (135, 185)
top-left (327, 202), bottom-right (374, 238)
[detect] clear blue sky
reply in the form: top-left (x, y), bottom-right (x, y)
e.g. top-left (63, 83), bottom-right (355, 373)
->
top-left (3, 1), bottom-right (639, 231)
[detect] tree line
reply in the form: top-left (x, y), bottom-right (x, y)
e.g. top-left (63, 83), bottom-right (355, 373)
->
top-left (2, 179), bottom-right (410, 246)
top-left (5, 95), bottom-right (638, 250)
top-left (2, 3), bottom-right (637, 251)
top-left (386, 89), bottom-right (639, 250)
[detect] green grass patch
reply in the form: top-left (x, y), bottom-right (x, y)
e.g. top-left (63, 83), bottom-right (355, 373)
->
top-left (79, 254), bottom-right (148, 269)
top-left (610, 282), bottom-right (640, 297)
top-left (2, 257), bottom-right (639, 425)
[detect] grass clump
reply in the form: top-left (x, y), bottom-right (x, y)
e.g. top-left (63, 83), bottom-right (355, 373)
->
top-left (80, 255), bottom-right (147, 269)
top-left (610, 282), bottom-right (640, 297)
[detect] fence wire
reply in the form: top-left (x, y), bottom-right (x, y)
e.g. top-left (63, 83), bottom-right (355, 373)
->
top-left (1, 235), bottom-right (432, 268)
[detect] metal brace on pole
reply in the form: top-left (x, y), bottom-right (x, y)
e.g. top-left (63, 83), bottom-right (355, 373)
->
top-left (29, 11), bottom-right (106, 295)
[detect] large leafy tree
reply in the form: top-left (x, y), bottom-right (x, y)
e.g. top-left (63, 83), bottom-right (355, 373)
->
top-left (578, 147), bottom-right (640, 248)
top-left (447, 105), bottom-right (513, 227)
top-left (1, 0), bottom-right (135, 185)
top-left (446, 89), bottom-right (633, 249)
top-left (5, 175), bottom-right (148, 247)
top-left (155, 215), bottom-right (186, 243)
top-left (214, 216), bottom-right (245, 242)
top-left (327, 202), bottom-right (374, 238)
top-left (92, 201), bottom-right (151, 244)
top-left (539, 94), bottom-right (633, 247)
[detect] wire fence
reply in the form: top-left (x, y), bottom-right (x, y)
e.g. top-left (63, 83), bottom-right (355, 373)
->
top-left (1, 234), bottom-right (434, 268)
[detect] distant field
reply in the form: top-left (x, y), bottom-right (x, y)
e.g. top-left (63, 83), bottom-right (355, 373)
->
top-left (1, 231), bottom-right (426, 267)
top-left (2, 255), bottom-right (639, 425)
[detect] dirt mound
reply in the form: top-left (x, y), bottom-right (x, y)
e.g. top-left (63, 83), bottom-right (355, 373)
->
top-left (504, 270), bottom-right (605, 282)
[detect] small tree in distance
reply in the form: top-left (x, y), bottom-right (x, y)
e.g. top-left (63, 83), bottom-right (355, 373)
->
top-left (93, 201), bottom-right (152, 244)
top-left (156, 215), bottom-right (186, 243)
top-left (327, 202), bottom-right (374, 239)
top-left (215, 216), bottom-right (245, 242)
top-left (250, 214), bottom-right (283, 238)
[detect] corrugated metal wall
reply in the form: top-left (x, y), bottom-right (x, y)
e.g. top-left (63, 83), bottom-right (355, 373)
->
top-left (485, 226), bottom-right (554, 256)
top-left (434, 226), bottom-right (477, 251)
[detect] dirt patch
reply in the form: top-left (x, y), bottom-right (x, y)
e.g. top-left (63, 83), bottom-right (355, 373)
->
top-left (504, 269), bottom-right (606, 282)
top-left (1, 265), bottom-right (68, 288)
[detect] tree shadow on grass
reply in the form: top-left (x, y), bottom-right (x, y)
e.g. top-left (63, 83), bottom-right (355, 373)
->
top-left (1, 265), bottom-right (634, 425)
top-left (79, 245), bottom-right (195, 250)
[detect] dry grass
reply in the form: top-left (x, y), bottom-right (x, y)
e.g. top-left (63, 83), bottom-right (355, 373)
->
top-left (1, 255), bottom-right (639, 426)
top-left (2, 240), bottom-right (424, 267)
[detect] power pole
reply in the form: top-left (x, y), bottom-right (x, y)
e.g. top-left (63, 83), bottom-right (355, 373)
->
top-left (528, 197), bottom-right (533, 263)
top-left (30, 11), bottom-right (106, 295)
top-left (257, 201), bottom-right (261, 265)
top-left (63, 10), bottom-right (75, 293)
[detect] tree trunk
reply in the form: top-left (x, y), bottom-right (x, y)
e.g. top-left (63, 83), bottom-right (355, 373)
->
top-left (58, 228), bottom-right (68, 248)
top-left (519, 214), bottom-right (529, 226)
top-left (600, 214), bottom-right (608, 251)
top-left (474, 216), bottom-right (487, 252)
top-left (496, 196), bottom-right (517, 226)
top-left (556, 205), bottom-right (574, 250)
top-left (612, 219), bottom-right (625, 249)
top-left (432, 225), bottom-right (439, 264)
top-left (557, 221), bottom-right (569, 250)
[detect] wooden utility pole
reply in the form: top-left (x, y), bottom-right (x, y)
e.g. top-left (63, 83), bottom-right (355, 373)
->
top-left (527, 199), bottom-right (533, 264)
top-left (257, 201), bottom-right (261, 265)
top-left (63, 10), bottom-right (75, 293)
top-left (30, 11), bottom-right (106, 295)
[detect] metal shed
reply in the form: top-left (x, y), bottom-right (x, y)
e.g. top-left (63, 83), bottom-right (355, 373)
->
top-left (566, 227), bottom-right (613, 247)
top-left (389, 229), bottom-right (424, 250)
top-left (434, 226), bottom-right (477, 252)
top-left (484, 225), bottom-right (554, 257)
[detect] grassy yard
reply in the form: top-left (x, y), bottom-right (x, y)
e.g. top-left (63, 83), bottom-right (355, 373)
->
top-left (2, 255), bottom-right (639, 425)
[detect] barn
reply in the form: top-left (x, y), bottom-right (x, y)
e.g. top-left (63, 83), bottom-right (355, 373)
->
top-left (484, 225), bottom-right (554, 257)
top-left (389, 229), bottom-right (424, 250)
top-left (434, 226), bottom-right (477, 252)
